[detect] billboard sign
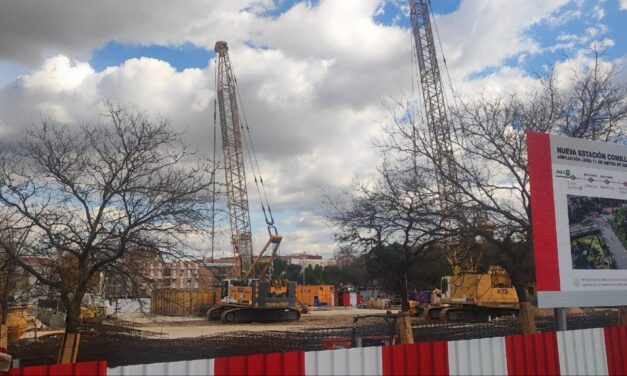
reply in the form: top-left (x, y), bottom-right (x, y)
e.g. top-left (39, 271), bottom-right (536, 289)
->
top-left (528, 131), bottom-right (627, 307)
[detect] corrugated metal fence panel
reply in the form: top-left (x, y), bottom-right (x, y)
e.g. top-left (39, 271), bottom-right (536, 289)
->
top-left (604, 326), bottom-right (627, 376)
top-left (382, 341), bottom-right (449, 375)
top-left (108, 359), bottom-right (213, 376)
top-left (305, 346), bottom-right (382, 376)
top-left (305, 347), bottom-right (383, 375)
top-left (557, 328), bottom-right (607, 375)
top-left (214, 351), bottom-right (304, 376)
top-left (448, 336), bottom-right (506, 376)
top-left (505, 331), bottom-right (560, 376)
top-left (7, 360), bottom-right (106, 376)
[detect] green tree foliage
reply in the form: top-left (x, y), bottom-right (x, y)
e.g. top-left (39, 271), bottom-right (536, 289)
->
top-left (271, 258), bottom-right (302, 282)
top-left (611, 207), bottom-right (627, 249)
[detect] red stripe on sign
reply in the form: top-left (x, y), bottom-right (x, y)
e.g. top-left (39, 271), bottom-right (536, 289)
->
top-left (214, 351), bottom-right (305, 376)
top-left (604, 326), bottom-right (627, 376)
top-left (527, 131), bottom-right (560, 291)
top-left (382, 341), bottom-right (449, 375)
top-left (505, 331), bottom-right (559, 375)
top-left (7, 361), bottom-right (107, 376)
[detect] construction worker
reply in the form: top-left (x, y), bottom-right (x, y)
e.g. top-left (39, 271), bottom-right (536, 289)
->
top-left (431, 286), bottom-right (442, 305)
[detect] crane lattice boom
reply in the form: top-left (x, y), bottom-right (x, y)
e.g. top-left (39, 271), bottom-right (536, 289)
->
top-left (410, 0), bottom-right (466, 266)
top-left (410, 0), bottom-right (459, 205)
top-left (215, 41), bottom-right (253, 278)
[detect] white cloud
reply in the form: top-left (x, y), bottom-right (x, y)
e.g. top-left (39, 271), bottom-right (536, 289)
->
top-left (0, 49), bottom-right (381, 256)
top-left (590, 38), bottom-right (615, 50)
top-left (552, 50), bottom-right (616, 91)
top-left (546, 9), bottom-right (582, 26)
top-left (0, 0), bottom-right (273, 65)
top-left (0, 0), bottom-right (624, 258)
top-left (433, 0), bottom-right (570, 77)
top-left (592, 4), bottom-right (605, 20)
top-left (20, 55), bottom-right (93, 93)
top-left (621, 0), bottom-right (627, 10)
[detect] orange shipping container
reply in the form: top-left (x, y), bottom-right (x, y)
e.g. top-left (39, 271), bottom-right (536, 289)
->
top-left (296, 285), bottom-right (335, 306)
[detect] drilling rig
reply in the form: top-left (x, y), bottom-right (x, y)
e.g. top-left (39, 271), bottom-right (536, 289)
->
top-left (207, 41), bottom-right (300, 323)
top-left (409, 0), bottom-right (519, 320)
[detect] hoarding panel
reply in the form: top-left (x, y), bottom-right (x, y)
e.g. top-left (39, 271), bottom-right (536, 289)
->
top-left (528, 131), bottom-right (627, 307)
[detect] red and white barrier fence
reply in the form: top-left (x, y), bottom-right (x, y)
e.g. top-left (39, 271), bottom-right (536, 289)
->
top-left (5, 326), bottom-right (627, 375)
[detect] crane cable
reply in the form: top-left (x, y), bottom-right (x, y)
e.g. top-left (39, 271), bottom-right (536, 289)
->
top-left (210, 62), bottom-right (219, 261)
top-left (231, 72), bottom-right (278, 236)
top-left (428, 0), bottom-right (464, 145)
top-left (428, 1), bottom-right (485, 227)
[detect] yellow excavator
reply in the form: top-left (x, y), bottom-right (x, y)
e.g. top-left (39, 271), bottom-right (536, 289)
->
top-left (207, 41), bottom-right (300, 323)
top-left (427, 266), bottom-right (519, 321)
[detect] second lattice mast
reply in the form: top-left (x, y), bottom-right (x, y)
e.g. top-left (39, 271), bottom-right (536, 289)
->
top-left (215, 41), bottom-right (253, 278)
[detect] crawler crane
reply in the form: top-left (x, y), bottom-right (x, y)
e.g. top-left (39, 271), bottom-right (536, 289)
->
top-left (409, 0), bottom-right (519, 320)
top-left (207, 41), bottom-right (300, 323)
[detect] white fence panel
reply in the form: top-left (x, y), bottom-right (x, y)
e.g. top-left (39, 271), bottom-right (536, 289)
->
top-left (108, 358), bottom-right (214, 376)
top-left (557, 327), bottom-right (608, 375)
top-left (305, 346), bottom-right (382, 376)
top-left (448, 336), bottom-right (507, 376)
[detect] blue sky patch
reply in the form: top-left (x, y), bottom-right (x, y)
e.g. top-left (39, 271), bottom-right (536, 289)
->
top-left (91, 41), bottom-right (214, 72)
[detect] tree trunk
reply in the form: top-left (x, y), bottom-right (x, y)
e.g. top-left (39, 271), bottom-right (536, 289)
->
top-left (398, 315), bottom-right (414, 344)
top-left (64, 300), bottom-right (81, 334)
top-left (515, 284), bottom-right (537, 334)
top-left (58, 297), bottom-right (82, 363)
top-left (400, 274), bottom-right (409, 312)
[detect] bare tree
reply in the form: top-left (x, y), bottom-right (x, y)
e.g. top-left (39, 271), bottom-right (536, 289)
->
top-left (326, 162), bottom-right (448, 310)
top-left (0, 103), bottom-right (215, 359)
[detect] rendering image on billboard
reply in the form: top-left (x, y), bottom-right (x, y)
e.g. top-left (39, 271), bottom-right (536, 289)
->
top-left (568, 195), bottom-right (627, 270)
top-left (528, 131), bottom-right (627, 308)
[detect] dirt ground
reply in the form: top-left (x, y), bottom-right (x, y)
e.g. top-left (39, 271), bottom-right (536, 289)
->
top-left (10, 307), bottom-right (393, 367)
top-left (129, 307), bottom-right (390, 339)
top-left (11, 327), bottom-right (323, 368)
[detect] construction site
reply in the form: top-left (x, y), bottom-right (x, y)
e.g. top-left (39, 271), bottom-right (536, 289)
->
top-left (1, 0), bottom-right (627, 374)
top-left (5, 305), bottom-right (620, 367)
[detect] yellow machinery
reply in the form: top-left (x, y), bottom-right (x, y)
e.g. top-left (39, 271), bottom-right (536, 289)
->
top-left (1, 304), bottom-right (34, 342)
top-left (79, 293), bottom-right (107, 322)
top-left (207, 235), bottom-right (300, 323)
top-left (427, 266), bottom-right (519, 321)
top-left (79, 307), bottom-right (106, 322)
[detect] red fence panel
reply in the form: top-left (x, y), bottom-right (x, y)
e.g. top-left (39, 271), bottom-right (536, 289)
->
top-left (214, 351), bottom-right (305, 376)
top-left (604, 326), bottom-right (627, 376)
top-left (342, 293), bottom-right (350, 307)
top-left (7, 361), bottom-right (106, 376)
top-left (505, 331), bottom-right (559, 375)
top-left (382, 341), bottom-right (449, 376)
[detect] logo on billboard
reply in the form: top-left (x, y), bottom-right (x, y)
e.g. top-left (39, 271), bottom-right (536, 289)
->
top-left (556, 169), bottom-right (571, 178)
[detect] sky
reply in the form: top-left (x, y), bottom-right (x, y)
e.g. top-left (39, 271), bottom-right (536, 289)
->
top-left (0, 0), bottom-right (626, 259)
